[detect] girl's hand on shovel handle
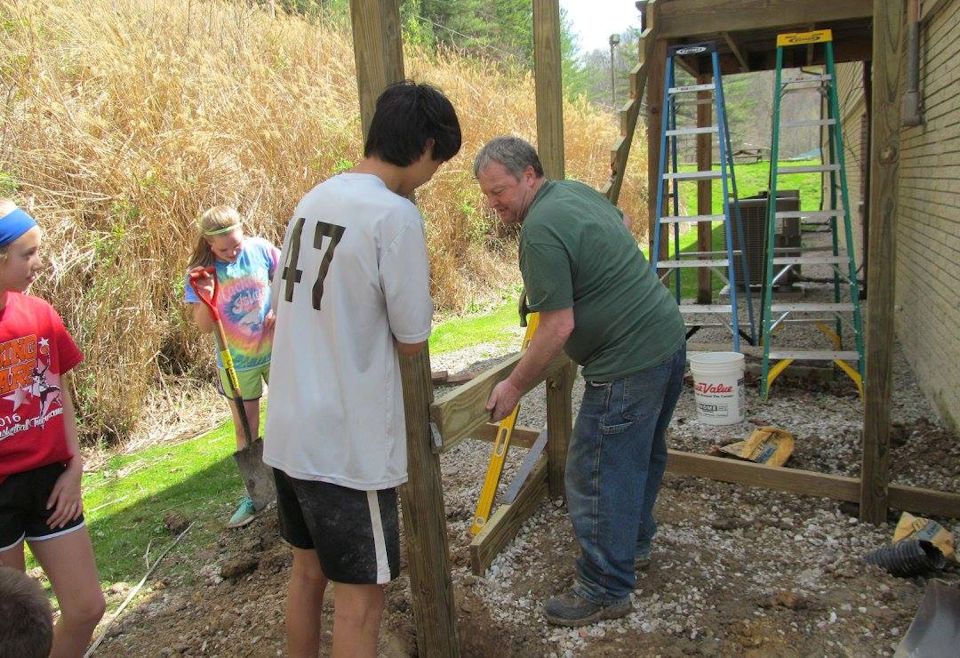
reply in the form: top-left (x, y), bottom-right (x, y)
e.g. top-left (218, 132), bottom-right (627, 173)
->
top-left (189, 266), bottom-right (215, 298)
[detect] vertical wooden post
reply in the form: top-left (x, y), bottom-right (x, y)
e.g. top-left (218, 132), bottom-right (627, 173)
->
top-left (696, 73), bottom-right (713, 303)
top-left (647, 39), bottom-right (667, 259)
top-left (533, 0), bottom-right (564, 179)
top-left (545, 360), bottom-right (575, 499)
top-left (861, 61), bottom-right (872, 296)
top-left (350, 2), bottom-right (458, 651)
top-left (349, 0), bottom-right (405, 139)
top-left (861, 0), bottom-right (905, 524)
top-left (398, 348), bottom-right (460, 657)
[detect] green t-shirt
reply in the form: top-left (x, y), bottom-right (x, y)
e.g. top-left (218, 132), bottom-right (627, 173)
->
top-left (520, 180), bottom-right (685, 381)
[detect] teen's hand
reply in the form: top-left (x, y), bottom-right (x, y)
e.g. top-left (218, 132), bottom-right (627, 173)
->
top-left (46, 460), bottom-right (84, 529)
top-left (189, 267), bottom-right (215, 297)
top-left (263, 309), bottom-right (276, 334)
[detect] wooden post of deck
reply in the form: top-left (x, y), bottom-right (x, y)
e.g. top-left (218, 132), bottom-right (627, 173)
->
top-left (545, 360), bottom-right (575, 498)
top-left (533, 0), bottom-right (565, 179)
top-left (647, 38), bottom-right (668, 259)
top-left (861, 0), bottom-right (905, 524)
top-left (350, 0), bottom-right (405, 138)
top-left (397, 348), bottom-right (461, 657)
top-left (696, 73), bottom-right (714, 302)
top-left (349, 1), bottom-right (459, 652)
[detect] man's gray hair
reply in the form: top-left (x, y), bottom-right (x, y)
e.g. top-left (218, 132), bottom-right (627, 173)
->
top-left (473, 136), bottom-right (545, 179)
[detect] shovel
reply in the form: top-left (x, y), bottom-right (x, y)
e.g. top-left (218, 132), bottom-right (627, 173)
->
top-left (894, 579), bottom-right (960, 657)
top-left (189, 267), bottom-right (276, 511)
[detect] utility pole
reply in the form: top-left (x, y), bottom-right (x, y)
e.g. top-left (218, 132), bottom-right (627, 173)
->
top-left (609, 33), bottom-right (620, 109)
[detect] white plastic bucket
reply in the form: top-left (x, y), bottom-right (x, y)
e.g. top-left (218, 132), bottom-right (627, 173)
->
top-left (688, 352), bottom-right (745, 426)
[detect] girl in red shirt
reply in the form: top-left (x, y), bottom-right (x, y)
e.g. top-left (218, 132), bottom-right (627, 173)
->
top-left (0, 199), bottom-right (105, 657)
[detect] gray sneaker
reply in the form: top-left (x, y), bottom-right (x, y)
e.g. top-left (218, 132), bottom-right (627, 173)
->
top-left (543, 590), bottom-right (631, 627)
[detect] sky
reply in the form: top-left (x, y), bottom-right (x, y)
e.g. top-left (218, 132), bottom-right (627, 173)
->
top-left (560, 0), bottom-right (643, 55)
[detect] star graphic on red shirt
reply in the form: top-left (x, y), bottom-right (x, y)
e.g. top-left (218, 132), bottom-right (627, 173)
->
top-left (3, 386), bottom-right (31, 412)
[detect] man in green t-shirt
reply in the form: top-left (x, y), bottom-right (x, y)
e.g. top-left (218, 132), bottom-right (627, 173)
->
top-left (474, 136), bottom-right (687, 627)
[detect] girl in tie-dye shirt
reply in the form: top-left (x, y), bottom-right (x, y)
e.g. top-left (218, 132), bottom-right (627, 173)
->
top-left (184, 206), bottom-right (279, 527)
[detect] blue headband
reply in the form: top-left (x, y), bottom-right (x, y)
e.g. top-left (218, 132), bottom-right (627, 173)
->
top-left (0, 208), bottom-right (38, 247)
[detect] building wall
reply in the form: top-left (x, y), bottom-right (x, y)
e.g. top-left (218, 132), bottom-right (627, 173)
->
top-left (896, 0), bottom-right (960, 430)
top-left (836, 1), bottom-right (960, 430)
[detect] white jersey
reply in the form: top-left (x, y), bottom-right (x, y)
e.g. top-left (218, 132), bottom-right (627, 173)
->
top-left (263, 173), bottom-right (433, 490)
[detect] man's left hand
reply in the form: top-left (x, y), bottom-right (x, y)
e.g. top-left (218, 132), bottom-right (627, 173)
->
top-left (486, 378), bottom-right (522, 422)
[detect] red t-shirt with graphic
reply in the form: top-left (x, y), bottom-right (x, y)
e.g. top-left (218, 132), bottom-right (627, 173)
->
top-left (0, 292), bottom-right (83, 479)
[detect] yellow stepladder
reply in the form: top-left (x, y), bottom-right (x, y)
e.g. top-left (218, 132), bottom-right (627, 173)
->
top-left (469, 311), bottom-right (540, 536)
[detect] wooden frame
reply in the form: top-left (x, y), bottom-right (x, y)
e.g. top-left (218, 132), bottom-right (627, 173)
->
top-left (347, 0), bottom-right (956, 653)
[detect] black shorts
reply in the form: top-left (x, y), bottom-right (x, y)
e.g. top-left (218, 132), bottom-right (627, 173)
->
top-left (0, 462), bottom-right (86, 552)
top-left (273, 468), bottom-right (400, 585)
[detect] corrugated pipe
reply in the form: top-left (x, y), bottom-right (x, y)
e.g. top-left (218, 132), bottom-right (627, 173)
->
top-left (864, 539), bottom-right (946, 577)
top-left (903, 0), bottom-right (923, 127)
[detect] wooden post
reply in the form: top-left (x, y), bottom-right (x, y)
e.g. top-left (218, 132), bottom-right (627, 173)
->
top-left (861, 0), bottom-right (905, 524)
top-left (647, 38), bottom-right (667, 259)
top-left (349, 2), bottom-right (458, 651)
top-left (861, 60), bottom-right (872, 296)
top-left (533, 0), bottom-right (564, 179)
top-left (349, 0), bottom-right (405, 139)
top-left (696, 73), bottom-right (713, 303)
top-left (545, 360), bottom-right (575, 498)
top-left (398, 348), bottom-right (460, 657)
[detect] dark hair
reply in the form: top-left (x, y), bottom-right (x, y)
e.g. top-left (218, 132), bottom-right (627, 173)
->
top-left (364, 80), bottom-right (462, 166)
top-left (473, 136), bottom-right (545, 179)
top-left (0, 567), bottom-right (53, 658)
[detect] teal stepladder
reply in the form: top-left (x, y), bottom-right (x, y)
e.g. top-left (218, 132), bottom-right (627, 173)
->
top-left (760, 29), bottom-right (865, 398)
top-left (651, 41), bottom-right (756, 352)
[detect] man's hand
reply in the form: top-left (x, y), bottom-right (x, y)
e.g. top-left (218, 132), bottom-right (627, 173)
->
top-left (46, 459), bottom-right (84, 529)
top-left (486, 378), bottom-right (522, 423)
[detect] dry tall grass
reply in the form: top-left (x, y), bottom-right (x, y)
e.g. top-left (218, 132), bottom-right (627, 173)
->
top-left (0, 0), bottom-right (648, 444)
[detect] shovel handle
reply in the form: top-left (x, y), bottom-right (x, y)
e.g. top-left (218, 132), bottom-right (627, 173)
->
top-left (189, 267), bottom-right (254, 447)
top-left (188, 266), bottom-right (220, 321)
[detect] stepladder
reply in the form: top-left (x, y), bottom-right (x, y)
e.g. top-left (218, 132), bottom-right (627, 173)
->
top-left (652, 41), bottom-right (756, 352)
top-left (760, 29), bottom-right (865, 398)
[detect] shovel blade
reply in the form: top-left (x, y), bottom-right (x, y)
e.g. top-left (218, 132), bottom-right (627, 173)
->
top-left (233, 438), bottom-right (276, 512)
top-left (895, 580), bottom-right (960, 658)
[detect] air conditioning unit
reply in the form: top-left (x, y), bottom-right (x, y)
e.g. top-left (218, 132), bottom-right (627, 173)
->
top-left (732, 190), bottom-right (800, 288)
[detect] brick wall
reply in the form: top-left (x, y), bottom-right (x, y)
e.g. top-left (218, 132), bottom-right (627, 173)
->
top-left (896, 0), bottom-right (960, 429)
top-left (834, 1), bottom-right (960, 430)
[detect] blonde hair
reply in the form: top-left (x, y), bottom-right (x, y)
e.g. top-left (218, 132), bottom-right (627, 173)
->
top-left (0, 198), bottom-right (19, 262)
top-left (186, 206), bottom-right (243, 269)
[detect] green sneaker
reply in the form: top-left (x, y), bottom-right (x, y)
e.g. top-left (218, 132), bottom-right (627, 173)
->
top-left (227, 496), bottom-right (256, 528)
top-left (637, 551), bottom-right (651, 571)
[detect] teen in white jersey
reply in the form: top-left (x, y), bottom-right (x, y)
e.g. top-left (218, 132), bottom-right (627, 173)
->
top-left (264, 80), bottom-right (461, 658)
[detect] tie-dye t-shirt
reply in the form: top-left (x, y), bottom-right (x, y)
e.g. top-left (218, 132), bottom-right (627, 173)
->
top-left (184, 236), bottom-right (280, 371)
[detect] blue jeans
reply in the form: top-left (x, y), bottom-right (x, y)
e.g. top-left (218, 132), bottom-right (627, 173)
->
top-left (567, 345), bottom-right (686, 604)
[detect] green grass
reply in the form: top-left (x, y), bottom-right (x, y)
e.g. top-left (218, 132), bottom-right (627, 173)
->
top-left (26, 420), bottom-right (247, 590)
top-left (429, 300), bottom-right (523, 355)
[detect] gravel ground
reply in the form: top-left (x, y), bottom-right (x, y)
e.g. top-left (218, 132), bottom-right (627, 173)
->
top-left (98, 333), bottom-right (960, 657)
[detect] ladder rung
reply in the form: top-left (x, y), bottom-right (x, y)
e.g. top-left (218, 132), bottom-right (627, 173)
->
top-left (659, 214), bottom-right (726, 224)
top-left (782, 74), bottom-right (832, 85)
top-left (768, 350), bottom-right (859, 361)
top-left (658, 258), bottom-right (730, 269)
top-left (775, 210), bottom-right (841, 220)
top-left (663, 171), bottom-right (723, 181)
top-left (781, 118), bottom-right (837, 128)
top-left (769, 303), bottom-right (855, 312)
top-left (666, 126), bottom-right (719, 136)
top-left (679, 305), bottom-right (736, 314)
top-left (771, 256), bottom-right (848, 266)
top-left (777, 164), bottom-right (841, 175)
top-left (669, 83), bottom-right (715, 94)
top-left (772, 245), bottom-right (834, 254)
